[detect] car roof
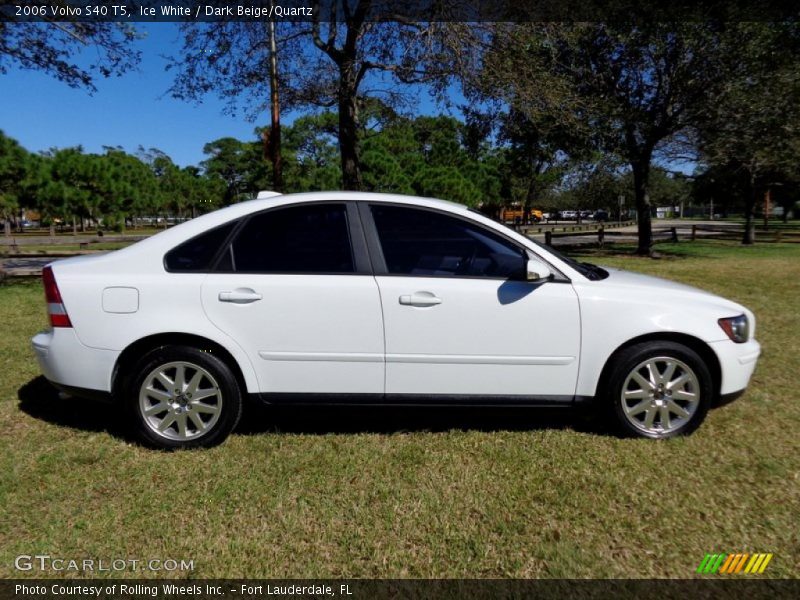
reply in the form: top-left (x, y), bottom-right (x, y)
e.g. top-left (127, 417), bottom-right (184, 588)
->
top-left (243, 191), bottom-right (467, 213)
top-left (105, 192), bottom-right (469, 257)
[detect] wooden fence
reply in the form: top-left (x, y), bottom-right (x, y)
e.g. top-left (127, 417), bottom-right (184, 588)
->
top-left (542, 223), bottom-right (800, 248)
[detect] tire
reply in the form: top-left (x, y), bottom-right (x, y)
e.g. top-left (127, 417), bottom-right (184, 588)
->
top-left (605, 341), bottom-right (712, 439)
top-left (124, 345), bottom-right (243, 449)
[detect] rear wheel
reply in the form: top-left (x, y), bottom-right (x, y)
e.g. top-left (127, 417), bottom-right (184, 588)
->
top-left (125, 346), bottom-right (242, 449)
top-left (607, 342), bottom-right (712, 439)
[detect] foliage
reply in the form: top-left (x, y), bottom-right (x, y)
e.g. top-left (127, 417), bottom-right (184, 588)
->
top-left (0, 131), bottom-right (29, 230)
top-left (0, 22), bottom-right (140, 90)
top-left (200, 138), bottom-right (268, 205)
top-left (167, 8), bottom-right (474, 189)
top-left (480, 23), bottom-right (742, 252)
top-left (694, 23), bottom-right (800, 241)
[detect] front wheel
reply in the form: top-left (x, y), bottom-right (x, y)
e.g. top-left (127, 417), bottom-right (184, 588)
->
top-left (125, 346), bottom-right (242, 449)
top-left (606, 342), bottom-right (712, 439)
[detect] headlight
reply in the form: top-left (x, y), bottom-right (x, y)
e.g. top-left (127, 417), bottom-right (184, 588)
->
top-left (718, 315), bottom-right (749, 343)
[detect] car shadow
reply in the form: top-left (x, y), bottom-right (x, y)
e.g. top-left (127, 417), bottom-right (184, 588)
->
top-left (237, 398), bottom-right (609, 437)
top-left (18, 376), bottom-right (611, 441)
top-left (17, 376), bottom-right (132, 440)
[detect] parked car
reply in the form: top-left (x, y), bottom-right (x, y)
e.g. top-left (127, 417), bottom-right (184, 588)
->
top-left (594, 209), bottom-right (609, 222)
top-left (561, 210), bottom-right (578, 219)
top-left (32, 192), bottom-right (760, 449)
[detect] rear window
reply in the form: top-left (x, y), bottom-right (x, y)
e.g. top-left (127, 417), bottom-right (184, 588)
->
top-left (164, 221), bottom-right (236, 272)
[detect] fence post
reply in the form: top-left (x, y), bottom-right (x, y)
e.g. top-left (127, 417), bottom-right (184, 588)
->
top-left (776, 230), bottom-right (782, 242)
top-left (670, 227), bottom-right (678, 243)
top-left (691, 224), bottom-right (697, 241)
top-left (545, 231), bottom-right (552, 246)
top-left (598, 226), bottom-right (605, 248)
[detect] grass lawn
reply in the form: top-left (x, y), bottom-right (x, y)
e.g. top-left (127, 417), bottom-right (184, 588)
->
top-left (1, 242), bottom-right (134, 255)
top-left (0, 240), bottom-right (798, 579)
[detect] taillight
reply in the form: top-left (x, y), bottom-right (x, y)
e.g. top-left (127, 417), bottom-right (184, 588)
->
top-left (42, 265), bottom-right (72, 328)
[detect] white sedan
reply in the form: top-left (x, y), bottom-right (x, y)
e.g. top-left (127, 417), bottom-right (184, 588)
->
top-left (32, 192), bottom-right (760, 449)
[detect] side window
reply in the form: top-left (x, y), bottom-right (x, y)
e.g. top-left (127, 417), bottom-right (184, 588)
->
top-left (371, 205), bottom-right (526, 279)
top-left (231, 203), bottom-right (354, 273)
top-left (164, 221), bottom-right (236, 272)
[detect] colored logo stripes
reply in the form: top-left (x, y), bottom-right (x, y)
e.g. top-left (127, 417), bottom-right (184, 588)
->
top-left (696, 553), bottom-right (773, 574)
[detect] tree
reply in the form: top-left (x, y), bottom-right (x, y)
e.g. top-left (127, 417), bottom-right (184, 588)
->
top-left (555, 156), bottom-right (626, 216)
top-left (0, 23), bottom-right (140, 90)
top-left (201, 138), bottom-right (268, 204)
top-left (280, 112), bottom-right (341, 192)
top-left (495, 109), bottom-right (575, 219)
top-left (39, 147), bottom-right (101, 232)
top-left (481, 23), bottom-right (732, 254)
top-left (0, 131), bottom-right (30, 236)
top-left (168, 4), bottom-right (470, 189)
top-left (695, 24), bottom-right (800, 243)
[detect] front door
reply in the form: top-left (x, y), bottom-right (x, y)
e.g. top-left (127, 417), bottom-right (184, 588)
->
top-left (366, 204), bottom-right (581, 400)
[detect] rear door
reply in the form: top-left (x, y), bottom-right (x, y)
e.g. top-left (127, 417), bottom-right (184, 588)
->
top-left (201, 202), bottom-right (385, 396)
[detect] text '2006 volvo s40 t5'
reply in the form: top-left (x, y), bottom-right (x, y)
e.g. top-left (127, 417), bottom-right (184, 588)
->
top-left (32, 192), bottom-right (761, 449)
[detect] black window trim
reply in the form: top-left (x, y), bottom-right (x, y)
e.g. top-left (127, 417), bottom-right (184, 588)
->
top-left (359, 201), bottom-right (570, 282)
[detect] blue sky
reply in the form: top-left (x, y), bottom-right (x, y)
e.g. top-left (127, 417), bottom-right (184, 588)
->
top-left (0, 23), bottom-right (446, 167)
top-left (0, 24), bottom-right (263, 166)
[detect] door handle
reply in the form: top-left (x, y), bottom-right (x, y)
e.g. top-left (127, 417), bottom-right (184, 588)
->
top-left (219, 288), bottom-right (262, 304)
top-left (399, 291), bottom-right (442, 307)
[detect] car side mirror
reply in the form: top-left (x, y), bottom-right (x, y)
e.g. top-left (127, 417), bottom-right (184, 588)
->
top-left (526, 258), bottom-right (552, 282)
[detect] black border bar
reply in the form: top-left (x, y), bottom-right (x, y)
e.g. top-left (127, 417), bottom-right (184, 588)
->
top-left (3, 579), bottom-right (800, 600)
top-left (2, 0), bottom-right (800, 23)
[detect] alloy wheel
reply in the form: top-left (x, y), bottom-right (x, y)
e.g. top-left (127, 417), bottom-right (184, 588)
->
top-left (138, 361), bottom-right (223, 441)
top-left (620, 356), bottom-right (700, 436)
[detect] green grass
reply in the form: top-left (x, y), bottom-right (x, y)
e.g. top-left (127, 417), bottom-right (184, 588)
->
top-left (1, 242), bottom-right (133, 254)
top-left (1, 242), bottom-right (799, 579)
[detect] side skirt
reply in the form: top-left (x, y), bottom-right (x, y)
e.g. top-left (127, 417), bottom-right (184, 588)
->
top-left (255, 393), bottom-right (580, 407)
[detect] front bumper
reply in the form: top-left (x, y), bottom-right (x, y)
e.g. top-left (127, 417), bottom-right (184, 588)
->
top-left (708, 338), bottom-right (761, 397)
top-left (31, 329), bottom-right (119, 394)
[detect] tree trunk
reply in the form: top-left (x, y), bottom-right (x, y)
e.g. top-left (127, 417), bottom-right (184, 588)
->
top-left (743, 211), bottom-right (756, 244)
top-left (49, 222), bottom-right (55, 237)
top-left (742, 177), bottom-right (757, 245)
top-left (631, 158), bottom-right (653, 255)
top-left (338, 63), bottom-right (363, 191)
top-left (524, 175), bottom-right (536, 223)
top-left (267, 14), bottom-right (283, 192)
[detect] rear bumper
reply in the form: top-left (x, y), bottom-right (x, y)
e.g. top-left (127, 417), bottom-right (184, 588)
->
top-left (708, 338), bottom-right (761, 397)
top-left (31, 329), bottom-right (119, 394)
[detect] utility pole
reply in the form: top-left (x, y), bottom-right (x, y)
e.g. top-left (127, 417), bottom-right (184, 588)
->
top-left (265, 8), bottom-right (283, 192)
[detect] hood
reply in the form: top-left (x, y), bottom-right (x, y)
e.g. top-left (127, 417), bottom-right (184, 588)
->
top-left (598, 267), bottom-right (750, 316)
